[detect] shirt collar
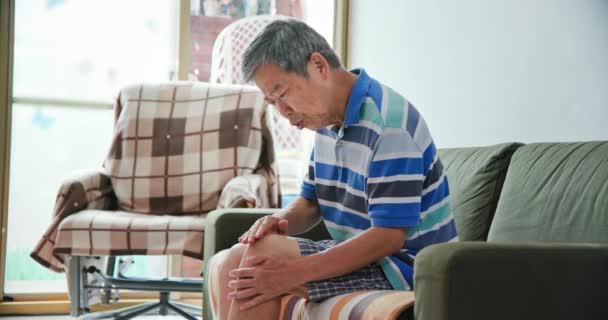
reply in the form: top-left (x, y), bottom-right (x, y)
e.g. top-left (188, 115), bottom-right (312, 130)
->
top-left (344, 68), bottom-right (372, 127)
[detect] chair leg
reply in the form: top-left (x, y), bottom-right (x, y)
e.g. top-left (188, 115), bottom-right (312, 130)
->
top-left (81, 302), bottom-right (158, 320)
top-left (68, 256), bottom-right (82, 317)
top-left (167, 302), bottom-right (200, 320)
top-left (172, 301), bottom-right (203, 316)
top-left (82, 260), bottom-right (90, 311)
top-left (159, 291), bottom-right (169, 315)
top-left (103, 256), bottom-right (116, 304)
top-left (115, 302), bottom-right (161, 320)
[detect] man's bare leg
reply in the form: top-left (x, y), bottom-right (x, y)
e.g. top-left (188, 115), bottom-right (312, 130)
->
top-left (227, 234), bottom-right (307, 320)
top-left (217, 244), bottom-right (247, 320)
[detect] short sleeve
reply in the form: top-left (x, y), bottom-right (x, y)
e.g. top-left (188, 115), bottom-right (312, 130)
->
top-left (367, 131), bottom-right (424, 227)
top-left (299, 149), bottom-right (317, 200)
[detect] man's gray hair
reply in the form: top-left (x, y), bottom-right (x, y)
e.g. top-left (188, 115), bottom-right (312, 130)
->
top-left (242, 19), bottom-right (342, 82)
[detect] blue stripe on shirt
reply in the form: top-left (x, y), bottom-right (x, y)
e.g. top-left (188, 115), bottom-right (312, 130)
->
top-left (369, 158), bottom-right (424, 177)
top-left (319, 204), bottom-right (371, 230)
top-left (421, 177), bottom-right (450, 210)
top-left (407, 220), bottom-right (457, 249)
top-left (369, 202), bottom-right (422, 227)
top-left (314, 162), bottom-right (366, 191)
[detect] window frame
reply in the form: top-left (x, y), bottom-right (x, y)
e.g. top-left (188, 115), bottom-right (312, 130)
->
top-left (0, 0), bottom-right (15, 305)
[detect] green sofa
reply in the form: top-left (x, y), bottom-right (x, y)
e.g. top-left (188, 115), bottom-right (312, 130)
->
top-left (416, 142), bottom-right (608, 320)
top-left (202, 142), bottom-right (608, 320)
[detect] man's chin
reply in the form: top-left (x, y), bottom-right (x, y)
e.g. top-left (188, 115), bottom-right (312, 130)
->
top-left (301, 124), bottom-right (320, 131)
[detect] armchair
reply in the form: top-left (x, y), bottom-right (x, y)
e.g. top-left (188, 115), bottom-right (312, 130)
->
top-left (210, 14), bottom-right (312, 200)
top-left (30, 82), bottom-right (280, 319)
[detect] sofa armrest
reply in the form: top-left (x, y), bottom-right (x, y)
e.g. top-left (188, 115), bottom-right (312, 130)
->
top-left (414, 242), bottom-right (608, 320)
top-left (203, 208), bottom-right (279, 261)
top-left (203, 208), bottom-right (332, 260)
top-left (202, 208), bottom-right (332, 320)
top-left (202, 208), bottom-right (275, 320)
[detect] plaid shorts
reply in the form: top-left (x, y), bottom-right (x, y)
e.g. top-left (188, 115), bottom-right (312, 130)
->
top-left (295, 237), bottom-right (394, 302)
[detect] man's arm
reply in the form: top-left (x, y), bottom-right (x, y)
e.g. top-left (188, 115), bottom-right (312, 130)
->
top-left (230, 226), bottom-right (407, 309)
top-left (297, 226), bottom-right (406, 282)
top-left (273, 196), bottom-right (321, 235)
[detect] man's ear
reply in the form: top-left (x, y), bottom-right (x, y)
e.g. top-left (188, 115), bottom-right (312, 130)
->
top-left (309, 52), bottom-right (329, 80)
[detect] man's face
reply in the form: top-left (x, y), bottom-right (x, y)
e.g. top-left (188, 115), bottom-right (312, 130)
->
top-left (254, 63), bottom-right (333, 131)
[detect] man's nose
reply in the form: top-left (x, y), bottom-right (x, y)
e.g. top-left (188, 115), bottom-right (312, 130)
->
top-left (276, 100), bottom-right (293, 117)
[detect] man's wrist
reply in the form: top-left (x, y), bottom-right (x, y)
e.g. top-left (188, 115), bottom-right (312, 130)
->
top-left (291, 254), bottom-right (320, 285)
top-left (272, 209), bottom-right (289, 221)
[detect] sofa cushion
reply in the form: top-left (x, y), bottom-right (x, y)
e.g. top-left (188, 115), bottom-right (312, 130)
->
top-left (104, 83), bottom-right (267, 215)
top-left (438, 143), bottom-right (522, 241)
top-left (488, 142), bottom-right (608, 243)
top-left (54, 209), bottom-right (206, 259)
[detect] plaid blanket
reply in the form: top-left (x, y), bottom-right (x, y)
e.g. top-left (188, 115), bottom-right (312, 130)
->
top-left (31, 82), bottom-right (280, 272)
top-left (106, 82), bottom-right (279, 214)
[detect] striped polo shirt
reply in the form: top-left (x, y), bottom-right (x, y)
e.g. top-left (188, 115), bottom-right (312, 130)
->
top-left (300, 69), bottom-right (457, 290)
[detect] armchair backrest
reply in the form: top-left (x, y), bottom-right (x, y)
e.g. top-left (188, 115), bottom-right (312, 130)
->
top-left (210, 14), bottom-right (289, 85)
top-left (488, 142), bottom-right (608, 243)
top-left (104, 82), bottom-right (279, 215)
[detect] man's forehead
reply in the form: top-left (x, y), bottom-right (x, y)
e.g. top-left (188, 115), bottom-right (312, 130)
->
top-left (256, 78), bottom-right (283, 97)
top-left (255, 64), bottom-right (287, 92)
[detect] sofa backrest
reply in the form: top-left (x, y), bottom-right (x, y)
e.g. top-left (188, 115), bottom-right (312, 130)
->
top-left (438, 143), bottom-right (522, 241)
top-left (488, 142), bottom-right (608, 243)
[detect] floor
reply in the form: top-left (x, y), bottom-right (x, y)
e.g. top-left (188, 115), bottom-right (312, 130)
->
top-left (4, 316), bottom-right (187, 319)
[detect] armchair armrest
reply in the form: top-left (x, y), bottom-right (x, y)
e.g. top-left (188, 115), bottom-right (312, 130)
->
top-left (218, 174), bottom-right (272, 209)
top-left (414, 242), bottom-right (608, 320)
top-left (31, 169), bottom-right (117, 271)
top-left (60, 169), bottom-right (117, 213)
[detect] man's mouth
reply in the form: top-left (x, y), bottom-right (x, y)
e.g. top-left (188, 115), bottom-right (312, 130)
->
top-left (291, 119), bottom-right (304, 130)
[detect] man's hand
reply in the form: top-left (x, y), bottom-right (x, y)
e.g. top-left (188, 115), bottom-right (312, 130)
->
top-left (227, 255), bottom-right (303, 310)
top-left (238, 216), bottom-right (289, 245)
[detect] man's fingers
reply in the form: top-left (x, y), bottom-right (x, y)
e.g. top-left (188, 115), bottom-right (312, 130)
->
top-left (228, 278), bottom-right (255, 290)
top-left (247, 216), bottom-right (284, 244)
top-left (229, 267), bottom-right (255, 278)
top-left (238, 231), bottom-right (248, 244)
top-left (254, 217), bottom-right (273, 239)
top-left (247, 221), bottom-right (261, 244)
top-left (228, 288), bottom-right (258, 300)
top-left (244, 255), bottom-right (266, 266)
top-left (278, 219), bottom-right (289, 234)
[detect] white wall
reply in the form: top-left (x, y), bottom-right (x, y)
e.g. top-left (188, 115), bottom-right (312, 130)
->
top-left (348, 0), bottom-right (608, 148)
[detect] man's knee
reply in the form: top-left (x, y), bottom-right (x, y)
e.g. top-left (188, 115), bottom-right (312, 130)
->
top-left (245, 234), bottom-right (300, 258)
top-left (218, 243), bottom-right (247, 271)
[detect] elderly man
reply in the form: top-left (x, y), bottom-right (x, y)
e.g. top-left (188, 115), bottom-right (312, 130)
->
top-left (216, 19), bottom-right (457, 320)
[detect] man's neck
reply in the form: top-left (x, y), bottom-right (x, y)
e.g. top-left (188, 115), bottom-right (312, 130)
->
top-left (328, 69), bottom-right (358, 127)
